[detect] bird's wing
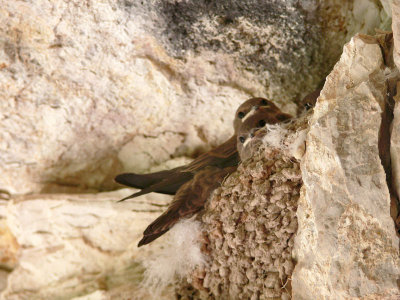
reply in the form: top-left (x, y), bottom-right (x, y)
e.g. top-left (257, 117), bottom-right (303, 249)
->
top-left (137, 178), bottom-right (202, 246)
top-left (183, 136), bottom-right (239, 172)
top-left (137, 166), bottom-right (236, 246)
top-left (115, 137), bottom-right (238, 201)
top-left (117, 171), bottom-right (194, 202)
top-left (115, 167), bottom-right (183, 194)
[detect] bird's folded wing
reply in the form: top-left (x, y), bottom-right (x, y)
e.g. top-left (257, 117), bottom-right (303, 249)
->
top-left (115, 137), bottom-right (238, 201)
top-left (138, 166), bottom-right (236, 246)
top-left (183, 136), bottom-right (239, 172)
top-left (138, 179), bottom-right (201, 246)
top-left (117, 171), bottom-right (194, 202)
top-left (115, 167), bottom-right (183, 193)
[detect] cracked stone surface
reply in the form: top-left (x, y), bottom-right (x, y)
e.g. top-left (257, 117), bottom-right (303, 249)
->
top-left (391, 0), bottom-right (400, 207)
top-left (0, 0), bottom-right (388, 195)
top-left (0, 1), bottom-right (397, 300)
top-left (0, 189), bottom-right (174, 300)
top-left (292, 34), bottom-right (400, 299)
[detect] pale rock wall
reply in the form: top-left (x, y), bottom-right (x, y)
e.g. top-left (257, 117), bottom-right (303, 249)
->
top-left (292, 35), bottom-right (400, 299)
top-left (1, 190), bottom-right (174, 300)
top-left (0, 0), bottom-right (388, 195)
top-left (0, 1), bottom-right (398, 300)
top-left (391, 0), bottom-right (400, 205)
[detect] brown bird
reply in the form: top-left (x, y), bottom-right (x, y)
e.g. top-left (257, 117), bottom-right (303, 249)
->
top-left (297, 88), bottom-right (321, 114)
top-left (115, 99), bottom-right (292, 246)
top-left (236, 106), bottom-right (292, 161)
top-left (137, 165), bottom-right (237, 246)
top-left (234, 97), bottom-right (274, 132)
top-left (115, 98), bottom-right (275, 201)
top-left (136, 106), bottom-right (292, 246)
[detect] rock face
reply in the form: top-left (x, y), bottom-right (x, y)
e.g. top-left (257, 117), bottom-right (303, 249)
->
top-left (292, 34), bottom-right (400, 299)
top-left (0, 1), bottom-right (398, 300)
top-left (0, 190), bottom-right (174, 300)
top-left (0, 0), bottom-right (387, 195)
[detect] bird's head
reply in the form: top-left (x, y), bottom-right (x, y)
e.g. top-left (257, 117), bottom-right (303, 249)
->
top-left (236, 106), bottom-right (292, 160)
top-left (233, 98), bottom-right (279, 133)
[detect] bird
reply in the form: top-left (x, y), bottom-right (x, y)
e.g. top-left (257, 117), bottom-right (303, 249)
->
top-left (115, 98), bottom-right (293, 246)
top-left (234, 97), bottom-right (275, 132)
top-left (136, 106), bottom-right (292, 246)
top-left (115, 98), bottom-right (276, 202)
top-left (297, 89), bottom-right (321, 114)
top-left (137, 165), bottom-right (237, 246)
top-left (236, 107), bottom-right (292, 160)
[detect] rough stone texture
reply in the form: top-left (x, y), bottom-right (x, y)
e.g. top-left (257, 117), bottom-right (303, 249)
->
top-left (0, 1), bottom-right (398, 300)
top-left (0, 190), bottom-right (174, 300)
top-left (391, 0), bottom-right (400, 220)
top-left (292, 35), bottom-right (400, 299)
top-left (0, 0), bottom-right (388, 195)
top-left (393, 0), bottom-right (400, 69)
top-left (392, 93), bottom-right (400, 214)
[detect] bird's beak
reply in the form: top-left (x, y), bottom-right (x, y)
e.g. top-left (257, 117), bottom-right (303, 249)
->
top-left (253, 127), bottom-right (264, 138)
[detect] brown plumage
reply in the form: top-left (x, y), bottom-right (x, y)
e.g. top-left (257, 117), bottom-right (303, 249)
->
top-left (116, 136), bottom-right (239, 202)
top-left (237, 106), bottom-right (292, 160)
top-left (115, 98), bottom-right (274, 201)
top-left (137, 166), bottom-right (236, 246)
top-left (233, 97), bottom-right (274, 132)
top-left (297, 89), bottom-right (321, 114)
top-left (115, 98), bottom-right (292, 246)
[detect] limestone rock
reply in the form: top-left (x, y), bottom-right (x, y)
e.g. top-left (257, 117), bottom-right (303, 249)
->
top-left (292, 35), bottom-right (400, 299)
top-left (0, 1), bottom-right (397, 300)
top-left (392, 97), bottom-right (400, 214)
top-left (0, 0), bottom-right (387, 195)
top-left (0, 190), bottom-right (173, 300)
top-left (393, 0), bottom-right (400, 69)
top-left (391, 0), bottom-right (400, 217)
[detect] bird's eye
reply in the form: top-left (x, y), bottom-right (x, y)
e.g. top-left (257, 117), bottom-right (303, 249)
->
top-left (239, 136), bottom-right (245, 143)
top-left (304, 102), bottom-right (313, 110)
top-left (258, 120), bottom-right (266, 127)
top-left (238, 111), bottom-right (245, 119)
top-left (260, 99), bottom-right (269, 106)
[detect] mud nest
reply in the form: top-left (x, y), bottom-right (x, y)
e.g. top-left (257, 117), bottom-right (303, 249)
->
top-left (175, 112), bottom-right (310, 299)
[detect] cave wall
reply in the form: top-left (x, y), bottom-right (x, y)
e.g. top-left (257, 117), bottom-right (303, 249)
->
top-left (0, 1), bottom-right (397, 299)
top-left (292, 33), bottom-right (399, 299)
top-left (0, 0), bottom-right (387, 195)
